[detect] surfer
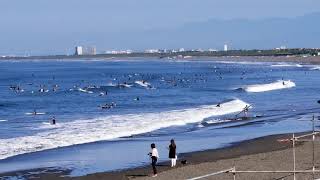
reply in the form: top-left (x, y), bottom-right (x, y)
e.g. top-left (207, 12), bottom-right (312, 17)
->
top-left (53, 84), bottom-right (58, 92)
top-left (216, 103), bottom-right (221, 107)
top-left (39, 86), bottom-right (44, 93)
top-left (101, 103), bottom-right (110, 109)
top-left (243, 105), bottom-right (249, 117)
top-left (33, 109), bottom-right (37, 115)
top-left (134, 97), bottom-right (140, 101)
top-left (282, 81), bottom-right (286, 86)
top-left (101, 102), bottom-right (116, 109)
top-left (51, 116), bottom-right (56, 125)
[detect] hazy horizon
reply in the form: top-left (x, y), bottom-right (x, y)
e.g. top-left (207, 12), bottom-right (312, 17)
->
top-left (1, 0), bottom-right (320, 55)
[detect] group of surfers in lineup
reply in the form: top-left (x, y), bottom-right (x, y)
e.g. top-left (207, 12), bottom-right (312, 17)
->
top-left (148, 139), bottom-right (177, 177)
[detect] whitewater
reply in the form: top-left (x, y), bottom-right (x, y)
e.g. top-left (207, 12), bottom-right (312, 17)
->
top-left (0, 99), bottom-right (249, 160)
top-left (243, 80), bottom-right (296, 93)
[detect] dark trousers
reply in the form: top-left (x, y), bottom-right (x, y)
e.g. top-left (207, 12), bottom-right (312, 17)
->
top-left (151, 156), bottom-right (157, 175)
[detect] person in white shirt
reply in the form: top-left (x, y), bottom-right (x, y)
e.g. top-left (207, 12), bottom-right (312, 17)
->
top-left (148, 143), bottom-right (159, 177)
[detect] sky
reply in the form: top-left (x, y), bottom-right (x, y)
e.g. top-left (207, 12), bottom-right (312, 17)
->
top-left (0, 0), bottom-right (320, 55)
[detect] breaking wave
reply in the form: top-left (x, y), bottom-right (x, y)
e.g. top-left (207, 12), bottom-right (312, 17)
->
top-left (244, 80), bottom-right (296, 93)
top-left (0, 99), bottom-right (249, 160)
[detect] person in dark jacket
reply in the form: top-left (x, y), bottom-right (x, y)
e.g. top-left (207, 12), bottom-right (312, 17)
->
top-left (169, 139), bottom-right (177, 167)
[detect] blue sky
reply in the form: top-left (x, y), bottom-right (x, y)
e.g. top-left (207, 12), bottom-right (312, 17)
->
top-left (0, 0), bottom-right (320, 55)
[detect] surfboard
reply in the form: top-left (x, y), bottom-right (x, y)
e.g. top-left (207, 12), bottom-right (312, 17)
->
top-left (235, 105), bottom-right (252, 117)
top-left (25, 112), bottom-right (46, 115)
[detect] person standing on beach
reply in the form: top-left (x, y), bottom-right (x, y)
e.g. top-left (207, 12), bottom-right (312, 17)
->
top-left (169, 139), bottom-right (177, 167)
top-left (148, 143), bottom-right (159, 177)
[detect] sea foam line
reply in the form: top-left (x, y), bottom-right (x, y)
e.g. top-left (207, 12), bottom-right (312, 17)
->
top-left (243, 80), bottom-right (295, 93)
top-left (0, 99), bottom-right (249, 160)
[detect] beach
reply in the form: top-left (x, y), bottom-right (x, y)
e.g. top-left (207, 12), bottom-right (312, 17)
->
top-left (75, 132), bottom-right (320, 180)
top-left (2, 0), bottom-right (320, 179)
top-left (2, 132), bottom-right (320, 179)
top-left (1, 58), bottom-right (320, 179)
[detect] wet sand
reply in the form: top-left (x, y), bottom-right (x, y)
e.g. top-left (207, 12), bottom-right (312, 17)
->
top-left (2, 132), bottom-right (320, 179)
top-left (76, 133), bottom-right (320, 180)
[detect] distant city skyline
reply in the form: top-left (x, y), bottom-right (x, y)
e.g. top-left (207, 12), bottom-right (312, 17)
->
top-left (0, 0), bottom-right (320, 55)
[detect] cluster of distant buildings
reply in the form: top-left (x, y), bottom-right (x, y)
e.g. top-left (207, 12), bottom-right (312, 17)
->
top-left (73, 44), bottom-right (320, 57)
top-left (74, 44), bottom-right (230, 56)
top-left (75, 46), bottom-right (97, 55)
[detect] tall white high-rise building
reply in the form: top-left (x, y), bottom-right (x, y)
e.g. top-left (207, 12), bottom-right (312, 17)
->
top-left (224, 44), bottom-right (228, 51)
top-left (75, 46), bottom-right (83, 55)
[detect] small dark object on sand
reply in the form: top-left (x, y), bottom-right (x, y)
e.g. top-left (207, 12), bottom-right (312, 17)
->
top-left (181, 160), bottom-right (187, 165)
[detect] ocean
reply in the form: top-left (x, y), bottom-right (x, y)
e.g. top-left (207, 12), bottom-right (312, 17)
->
top-left (0, 58), bottom-right (320, 176)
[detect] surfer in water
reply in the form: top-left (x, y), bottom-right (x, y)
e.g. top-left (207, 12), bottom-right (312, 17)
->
top-left (216, 103), bottom-right (221, 107)
top-left (100, 102), bottom-right (116, 109)
top-left (53, 84), bottom-right (58, 92)
top-left (51, 116), bottom-right (56, 125)
top-left (243, 105), bottom-right (249, 117)
top-left (33, 109), bottom-right (37, 115)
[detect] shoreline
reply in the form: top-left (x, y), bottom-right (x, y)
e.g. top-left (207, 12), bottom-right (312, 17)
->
top-left (77, 133), bottom-right (297, 180)
top-left (0, 56), bottom-right (318, 179)
top-left (0, 132), bottom-right (308, 180)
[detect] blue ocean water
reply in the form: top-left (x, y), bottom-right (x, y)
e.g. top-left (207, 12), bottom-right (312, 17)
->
top-left (0, 59), bottom-right (320, 176)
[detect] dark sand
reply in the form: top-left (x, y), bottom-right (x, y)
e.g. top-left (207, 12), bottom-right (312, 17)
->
top-left (77, 133), bottom-right (320, 180)
top-left (4, 132), bottom-right (320, 180)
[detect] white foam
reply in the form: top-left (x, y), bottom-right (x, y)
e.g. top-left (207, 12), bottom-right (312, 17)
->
top-left (135, 80), bottom-right (151, 88)
top-left (205, 119), bottom-right (232, 124)
top-left (0, 99), bottom-right (249, 160)
top-left (36, 122), bottom-right (62, 129)
top-left (271, 63), bottom-right (302, 67)
top-left (0, 120), bottom-right (7, 122)
top-left (25, 112), bottom-right (46, 115)
top-left (78, 88), bottom-right (93, 94)
top-left (118, 83), bottom-right (133, 88)
top-left (216, 61), bottom-right (270, 65)
top-left (310, 66), bottom-right (320, 70)
top-left (244, 80), bottom-right (295, 93)
top-left (106, 82), bottom-right (117, 87)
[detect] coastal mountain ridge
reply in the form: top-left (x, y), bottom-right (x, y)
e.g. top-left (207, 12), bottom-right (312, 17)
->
top-left (0, 12), bottom-right (319, 55)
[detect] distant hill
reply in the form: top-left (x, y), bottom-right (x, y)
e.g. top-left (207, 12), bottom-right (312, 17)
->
top-left (135, 12), bottom-right (320, 50)
top-left (1, 13), bottom-right (320, 55)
